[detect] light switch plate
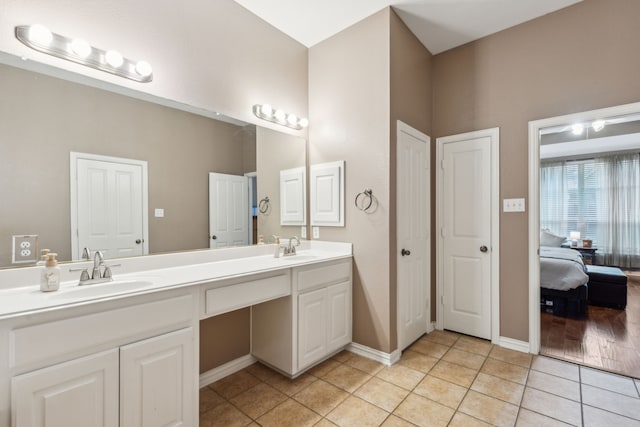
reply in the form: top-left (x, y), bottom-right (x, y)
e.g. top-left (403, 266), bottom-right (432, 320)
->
top-left (503, 198), bottom-right (526, 212)
top-left (300, 226), bottom-right (307, 239)
top-left (12, 235), bottom-right (39, 264)
top-left (312, 227), bottom-right (320, 239)
top-left (154, 208), bottom-right (165, 218)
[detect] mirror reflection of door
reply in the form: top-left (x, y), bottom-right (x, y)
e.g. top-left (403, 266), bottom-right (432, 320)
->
top-left (71, 153), bottom-right (149, 260)
top-left (208, 173), bottom-right (249, 248)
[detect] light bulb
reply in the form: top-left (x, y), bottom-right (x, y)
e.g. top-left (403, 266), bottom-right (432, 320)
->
top-left (135, 60), bottom-right (152, 77)
top-left (28, 24), bottom-right (52, 46)
top-left (260, 104), bottom-right (273, 117)
top-left (105, 50), bottom-right (124, 68)
top-left (274, 109), bottom-right (286, 122)
top-left (70, 38), bottom-right (91, 58)
top-left (299, 118), bottom-right (309, 128)
top-left (571, 124), bottom-right (584, 135)
top-left (592, 120), bottom-right (605, 132)
top-left (286, 113), bottom-right (298, 126)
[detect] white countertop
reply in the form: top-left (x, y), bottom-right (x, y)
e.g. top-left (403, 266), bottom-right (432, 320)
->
top-left (0, 241), bottom-right (352, 320)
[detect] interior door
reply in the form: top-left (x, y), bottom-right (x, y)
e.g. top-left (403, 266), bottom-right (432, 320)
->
top-left (75, 157), bottom-right (146, 260)
top-left (208, 173), bottom-right (249, 248)
top-left (442, 136), bottom-right (492, 339)
top-left (397, 122), bottom-right (430, 350)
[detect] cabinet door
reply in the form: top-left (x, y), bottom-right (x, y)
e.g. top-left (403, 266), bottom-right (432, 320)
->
top-left (327, 281), bottom-right (352, 353)
top-left (11, 349), bottom-right (119, 427)
top-left (298, 288), bottom-right (327, 369)
top-left (120, 327), bottom-right (194, 427)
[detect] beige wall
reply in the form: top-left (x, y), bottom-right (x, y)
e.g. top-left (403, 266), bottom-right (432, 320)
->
top-left (309, 8), bottom-right (392, 352)
top-left (200, 309), bottom-right (251, 373)
top-left (432, 0), bottom-right (640, 341)
top-left (0, 64), bottom-right (249, 266)
top-left (309, 8), bottom-right (432, 353)
top-left (0, 0), bottom-right (308, 132)
top-left (256, 127), bottom-right (307, 241)
top-left (389, 11), bottom-right (433, 348)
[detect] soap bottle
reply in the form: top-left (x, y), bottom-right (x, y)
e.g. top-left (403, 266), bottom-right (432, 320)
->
top-left (36, 248), bottom-right (50, 266)
top-left (274, 236), bottom-right (281, 258)
top-left (40, 253), bottom-right (60, 292)
top-left (257, 235), bottom-right (265, 245)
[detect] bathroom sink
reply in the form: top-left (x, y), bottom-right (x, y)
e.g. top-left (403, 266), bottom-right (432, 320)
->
top-left (280, 255), bottom-right (318, 262)
top-left (51, 277), bottom-right (158, 299)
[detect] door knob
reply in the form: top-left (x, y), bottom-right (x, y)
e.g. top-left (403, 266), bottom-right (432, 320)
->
top-left (480, 245), bottom-right (488, 253)
top-left (135, 239), bottom-right (143, 244)
top-left (401, 248), bottom-right (411, 256)
top-left (211, 235), bottom-right (217, 240)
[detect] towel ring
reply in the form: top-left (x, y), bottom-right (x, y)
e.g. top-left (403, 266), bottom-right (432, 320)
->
top-left (258, 196), bottom-right (270, 214)
top-left (355, 189), bottom-right (374, 212)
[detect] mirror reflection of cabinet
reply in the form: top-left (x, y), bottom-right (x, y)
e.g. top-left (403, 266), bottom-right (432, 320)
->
top-left (310, 161), bottom-right (345, 227)
top-left (279, 167), bottom-right (306, 226)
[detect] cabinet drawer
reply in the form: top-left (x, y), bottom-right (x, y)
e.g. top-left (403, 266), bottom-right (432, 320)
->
top-left (10, 294), bottom-right (193, 371)
top-left (203, 271), bottom-right (290, 318)
top-left (295, 259), bottom-right (351, 292)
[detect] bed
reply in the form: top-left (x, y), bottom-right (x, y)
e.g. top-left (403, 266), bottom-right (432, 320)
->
top-left (540, 246), bottom-right (589, 291)
top-left (540, 246), bottom-right (589, 317)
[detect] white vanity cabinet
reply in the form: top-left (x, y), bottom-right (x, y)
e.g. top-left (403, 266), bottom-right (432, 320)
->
top-left (6, 291), bottom-right (197, 427)
top-left (11, 349), bottom-right (120, 427)
top-left (252, 258), bottom-right (352, 377)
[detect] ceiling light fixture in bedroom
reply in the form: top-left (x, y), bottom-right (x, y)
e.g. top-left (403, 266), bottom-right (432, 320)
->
top-left (15, 25), bottom-right (153, 83)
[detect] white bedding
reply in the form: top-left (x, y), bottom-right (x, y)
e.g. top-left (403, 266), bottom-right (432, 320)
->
top-left (540, 246), bottom-right (589, 291)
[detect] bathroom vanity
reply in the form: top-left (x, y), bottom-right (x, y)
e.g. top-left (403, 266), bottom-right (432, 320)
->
top-left (0, 241), bottom-right (352, 427)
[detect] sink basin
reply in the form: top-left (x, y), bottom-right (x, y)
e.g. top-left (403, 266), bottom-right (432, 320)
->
top-left (50, 277), bottom-right (158, 299)
top-left (280, 255), bottom-right (318, 262)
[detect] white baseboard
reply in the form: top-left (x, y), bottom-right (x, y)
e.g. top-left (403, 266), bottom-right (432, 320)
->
top-left (498, 336), bottom-right (531, 354)
top-left (199, 354), bottom-right (257, 388)
top-left (428, 321), bottom-right (436, 334)
top-left (347, 342), bottom-right (401, 366)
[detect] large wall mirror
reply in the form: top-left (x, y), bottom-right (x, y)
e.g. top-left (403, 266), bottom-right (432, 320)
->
top-left (529, 101), bottom-right (640, 379)
top-left (0, 62), bottom-right (306, 268)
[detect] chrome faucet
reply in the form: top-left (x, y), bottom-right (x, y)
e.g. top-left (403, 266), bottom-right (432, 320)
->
top-left (92, 250), bottom-right (105, 279)
top-left (70, 250), bottom-right (119, 285)
top-left (283, 236), bottom-right (300, 256)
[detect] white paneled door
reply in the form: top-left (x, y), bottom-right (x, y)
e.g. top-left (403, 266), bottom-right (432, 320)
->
top-left (439, 130), bottom-right (497, 340)
top-left (397, 121), bottom-right (430, 351)
top-left (73, 153), bottom-right (148, 261)
top-left (209, 172), bottom-right (249, 248)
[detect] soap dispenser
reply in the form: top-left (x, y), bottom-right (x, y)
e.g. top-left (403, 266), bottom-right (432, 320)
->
top-left (36, 248), bottom-right (50, 266)
top-left (274, 236), bottom-right (281, 258)
top-left (40, 253), bottom-right (60, 292)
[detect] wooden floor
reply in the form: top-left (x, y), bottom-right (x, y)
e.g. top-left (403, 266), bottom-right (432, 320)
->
top-left (540, 271), bottom-right (640, 379)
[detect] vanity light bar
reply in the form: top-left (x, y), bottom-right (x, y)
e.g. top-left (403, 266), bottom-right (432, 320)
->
top-left (253, 104), bottom-right (309, 130)
top-left (15, 25), bottom-right (153, 83)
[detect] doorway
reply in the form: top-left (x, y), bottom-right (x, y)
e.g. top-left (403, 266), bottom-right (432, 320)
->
top-left (396, 121), bottom-right (430, 351)
top-left (70, 152), bottom-right (149, 261)
top-left (528, 101), bottom-right (640, 379)
top-left (436, 128), bottom-right (500, 343)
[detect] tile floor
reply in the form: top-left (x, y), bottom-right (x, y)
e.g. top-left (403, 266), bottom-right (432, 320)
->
top-left (200, 330), bottom-right (640, 426)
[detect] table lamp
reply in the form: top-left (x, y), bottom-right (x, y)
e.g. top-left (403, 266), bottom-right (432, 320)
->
top-left (570, 231), bottom-right (581, 247)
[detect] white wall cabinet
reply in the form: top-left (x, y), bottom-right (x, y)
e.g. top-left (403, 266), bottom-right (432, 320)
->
top-left (251, 258), bottom-right (352, 377)
top-left (310, 160), bottom-right (344, 227)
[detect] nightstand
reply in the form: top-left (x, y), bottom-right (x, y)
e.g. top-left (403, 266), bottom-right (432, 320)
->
top-left (571, 246), bottom-right (597, 265)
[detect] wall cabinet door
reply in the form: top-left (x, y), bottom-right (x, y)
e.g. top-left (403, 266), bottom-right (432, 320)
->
top-left (120, 327), bottom-right (194, 427)
top-left (298, 288), bottom-right (328, 370)
top-left (11, 349), bottom-right (119, 427)
top-left (327, 281), bottom-right (351, 353)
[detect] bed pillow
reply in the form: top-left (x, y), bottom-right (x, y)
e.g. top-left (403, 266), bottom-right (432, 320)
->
top-left (540, 229), bottom-right (566, 247)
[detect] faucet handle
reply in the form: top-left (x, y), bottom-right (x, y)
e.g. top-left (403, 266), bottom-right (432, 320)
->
top-left (102, 264), bottom-right (121, 279)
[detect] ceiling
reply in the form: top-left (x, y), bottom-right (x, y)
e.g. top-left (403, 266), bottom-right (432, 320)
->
top-left (233, 0), bottom-right (582, 54)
